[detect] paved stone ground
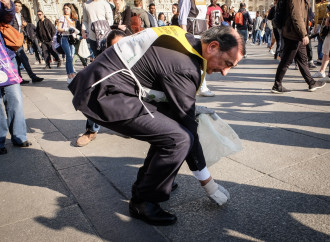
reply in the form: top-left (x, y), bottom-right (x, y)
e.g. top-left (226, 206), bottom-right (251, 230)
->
top-left (0, 42), bottom-right (329, 242)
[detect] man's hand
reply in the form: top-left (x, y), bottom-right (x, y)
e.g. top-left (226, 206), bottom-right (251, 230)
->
top-left (302, 36), bottom-right (309, 45)
top-left (195, 105), bottom-right (218, 120)
top-left (180, 24), bottom-right (187, 31)
top-left (82, 31), bottom-right (88, 39)
top-left (1, 0), bottom-right (11, 9)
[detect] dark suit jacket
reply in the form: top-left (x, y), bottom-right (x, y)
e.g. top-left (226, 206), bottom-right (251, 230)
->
top-left (69, 33), bottom-right (206, 171)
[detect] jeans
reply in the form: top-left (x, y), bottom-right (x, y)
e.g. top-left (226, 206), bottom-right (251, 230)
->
top-left (0, 58), bottom-right (28, 148)
top-left (317, 35), bottom-right (324, 60)
top-left (238, 29), bottom-right (248, 43)
top-left (31, 38), bottom-right (43, 63)
top-left (254, 30), bottom-right (261, 44)
top-left (265, 28), bottom-right (272, 48)
top-left (86, 119), bottom-right (100, 133)
top-left (89, 39), bottom-right (102, 57)
top-left (60, 36), bottom-right (75, 75)
top-left (15, 46), bottom-right (37, 80)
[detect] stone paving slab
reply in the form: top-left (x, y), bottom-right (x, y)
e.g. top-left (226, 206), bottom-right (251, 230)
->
top-left (157, 175), bottom-right (330, 242)
top-left (0, 205), bottom-right (101, 242)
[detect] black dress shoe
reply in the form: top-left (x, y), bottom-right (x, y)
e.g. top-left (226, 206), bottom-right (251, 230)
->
top-left (129, 200), bottom-right (177, 226)
top-left (43, 65), bottom-right (51, 70)
top-left (171, 182), bottom-right (178, 192)
top-left (13, 141), bottom-right (32, 147)
top-left (32, 77), bottom-right (44, 83)
top-left (20, 79), bottom-right (30, 85)
top-left (0, 147), bottom-right (7, 155)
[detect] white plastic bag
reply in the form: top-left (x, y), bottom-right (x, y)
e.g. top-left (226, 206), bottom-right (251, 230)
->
top-left (78, 39), bottom-right (90, 58)
top-left (197, 113), bottom-right (242, 167)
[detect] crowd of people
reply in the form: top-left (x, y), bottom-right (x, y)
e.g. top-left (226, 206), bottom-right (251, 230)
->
top-left (0, 0), bottom-right (328, 227)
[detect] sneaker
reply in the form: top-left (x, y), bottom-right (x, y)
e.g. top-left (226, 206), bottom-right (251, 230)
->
top-left (312, 71), bottom-right (326, 78)
top-left (308, 81), bottom-right (326, 92)
top-left (316, 59), bottom-right (322, 65)
top-left (34, 61), bottom-right (41, 65)
top-left (76, 131), bottom-right (97, 147)
top-left (271, 85), bottom-right (292, 94)
top-left (41, 60), bottom-right (45, 65)
top-left (57, 60), bottom-right (62, 68)
top-left (67, 78), bottom-right (73, 84)
top-left (320, 76), bottom-right (330, 82)
top-left (209, 189), bottom-right (228, 206)
top-left (32, 76), bottom-right (44, 83)
top-left (43, 65), bottom-right (51, 70)
top-left (294, 64), bottom-right (299, 70)
top-left (308, 61), bottom-right (317, 69)
top-left (269, 49), bottom-right (275, 55)
top-left (20, 79), bottom-right (30, 85)
top-left (250, 42), bottom-right (255, 46)
top-left (13, 140), bottom-right (32, 147)
top-left (199, 88), bottom-right (215, 97)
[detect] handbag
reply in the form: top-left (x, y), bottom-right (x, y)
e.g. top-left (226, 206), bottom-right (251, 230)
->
top-left (0, 41), bottom-right (22, 87)
top-left (197, 113), bottom-right (242, 167)
top-left (91, 20), bottom-right (111, 50)
top-left (68, 34), bottom-right (77, 45)
top-left (0, 23), bottom-right (24, 51)
top-left (78, 38), bottom-right (90, 58)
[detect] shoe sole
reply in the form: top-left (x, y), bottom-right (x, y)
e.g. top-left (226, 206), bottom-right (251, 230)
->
top-left (271, 89), bottom-right (292, 94)
top-left (129, 207), bottom-right (177, 226)
top-left (309, 82), bottom-right (326, 92)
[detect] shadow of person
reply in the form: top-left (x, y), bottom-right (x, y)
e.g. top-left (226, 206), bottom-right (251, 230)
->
top-left (1, 144), bottom-right (329, 241)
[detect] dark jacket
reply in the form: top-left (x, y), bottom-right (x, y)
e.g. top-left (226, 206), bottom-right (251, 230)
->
top-left (234, 8), bottom-right (252, 30)
top-left (282, 0), bottom-right (309, 41)
top-left (69, 33), bottom-right (206, 171)
top-left (11, 12), bottom-right (24, 33)
top-left (23, 22), bottom-right (37, 41)
top-left (36, 18), bottom-right (56, 43)
top-left (111, 6), bottom-right (132, 35)
top-left (0, 1), bottom-right (16, 58)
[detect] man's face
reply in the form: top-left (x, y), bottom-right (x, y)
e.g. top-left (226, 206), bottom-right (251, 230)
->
top-left (149, 5), bottom-right (156, 14)
top-left (203, 41), bottom-right (243, 75)
top-left (15, 3), bottom-right (22, 13)
top-left (37, 12), bottom-right (44, 20)
top-left (211, 0), bottom-right (217, 6)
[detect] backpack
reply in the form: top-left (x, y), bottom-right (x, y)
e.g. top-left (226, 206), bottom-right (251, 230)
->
top-left (130, 13), bottom-right (144, 34)
top-left (91, 20), bottom-right (111, 50)
top-left (234, 11), bottom-right (244, 26)
top-left (273, 0), bottom-right (285, 29)
top-left (0, 23), bottom-right (24, 51)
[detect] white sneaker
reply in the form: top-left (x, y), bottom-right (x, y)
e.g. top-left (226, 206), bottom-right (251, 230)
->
top-left (312, 71), bottom-right (326, 78)
top-left (269, 49), bottom-right (275, 55)
top-left (209, 189), bottom-right (228, 206)
top-left (41, 60), bottom-right (45, 65)
top-left (217, 184), bottom-right (230, 200)
top-left (199, 88), bottom-right (215, 97)
top-left (34, 61), bottom-right (40, 65)
top-left (67, 78), bottom-right (73, 84)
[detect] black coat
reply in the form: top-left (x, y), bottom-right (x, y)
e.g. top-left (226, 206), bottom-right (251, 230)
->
top-left (69, 33), bottom-right (206, 171)
top-left (23, 23), bottom-right (37, 41)
top-left (36, 18), bottom-right (56, 43)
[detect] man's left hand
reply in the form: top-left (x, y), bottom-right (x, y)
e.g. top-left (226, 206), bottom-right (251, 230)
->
top-left (302, 36), bottom-right (309, 45)
top-left (195, 105), bottom-right (217, 120)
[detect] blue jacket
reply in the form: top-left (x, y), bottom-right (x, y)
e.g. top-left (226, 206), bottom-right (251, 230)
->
top-left (0, 1), bottom-right (16, 59)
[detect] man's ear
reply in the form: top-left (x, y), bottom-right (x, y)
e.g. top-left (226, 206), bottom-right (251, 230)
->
top-left (208, 40), bottom-right (220, 53)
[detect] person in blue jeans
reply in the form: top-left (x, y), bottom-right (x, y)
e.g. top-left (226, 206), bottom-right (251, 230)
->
top-left (56, 3), bottom-right (78, 83)
top-left (0, 0), bottom-right (31, 155)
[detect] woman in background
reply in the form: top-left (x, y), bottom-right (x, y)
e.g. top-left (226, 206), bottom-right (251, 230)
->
top-left (111, 0), bottom-right (132, 35)
top-left (157, 12), bottom-right (166, 26)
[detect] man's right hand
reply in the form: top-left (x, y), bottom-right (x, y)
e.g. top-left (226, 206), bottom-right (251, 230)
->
top-left (82, 32), bottom-right (88, 39)
top-left (302, 36), bottom-right (309, 45)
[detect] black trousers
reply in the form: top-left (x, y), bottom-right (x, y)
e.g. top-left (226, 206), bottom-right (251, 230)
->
top-left (275, 37), bottom-right (315, 88)
top-left (41, 41), bottom-right (60, 66)
top-left (89, 111), bottom-right (194, 203)
top-left (15, 47), bottom-right (36, 79)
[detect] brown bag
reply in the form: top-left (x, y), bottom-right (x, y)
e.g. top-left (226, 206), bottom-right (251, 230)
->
top-left (0, 23), bottom-right (24, 51)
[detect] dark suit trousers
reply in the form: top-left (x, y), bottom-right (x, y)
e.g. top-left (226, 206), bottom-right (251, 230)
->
top-left (41, 41), bottom-right (60, 66)
top-left (90, 111), bottom-right (194, 203)
top-left (275, 37), bottom-right (315, 88)
top-left (15, 47), bottom-right (36, 79)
